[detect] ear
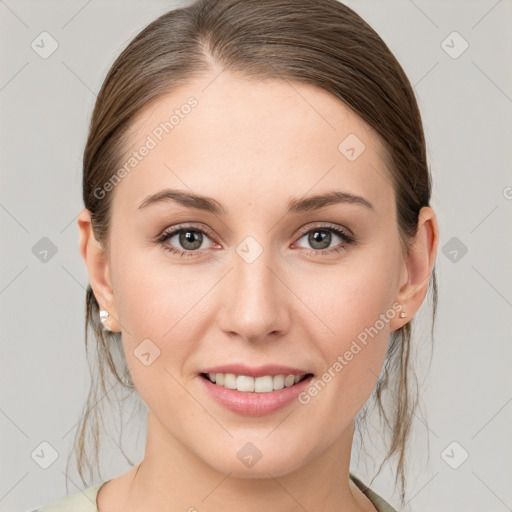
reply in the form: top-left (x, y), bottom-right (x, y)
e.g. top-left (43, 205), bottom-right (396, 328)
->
top-left (77, 208), bottom-right (121, 332)
top-left (391, 206), bottom-right (440, 330)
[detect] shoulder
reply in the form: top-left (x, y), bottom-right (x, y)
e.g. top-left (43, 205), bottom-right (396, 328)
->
top-left (29, 482), bottom-right (108, 512)
top-left (30, 477), bottom-right (394, 512)
top-left (349, 473), bottom-right (397, 512)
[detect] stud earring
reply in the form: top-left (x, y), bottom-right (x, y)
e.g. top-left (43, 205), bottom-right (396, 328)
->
top-left (399, 310), bottom-right (407, 318)
top-left (99, 309), bottom-right (112, 331)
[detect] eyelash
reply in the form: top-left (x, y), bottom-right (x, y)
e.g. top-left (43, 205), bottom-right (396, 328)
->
top-left (156, 223), bottom-right (355, 258)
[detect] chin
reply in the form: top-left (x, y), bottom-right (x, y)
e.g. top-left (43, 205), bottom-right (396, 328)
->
top-left (199, 438), bottom-right (313, 479)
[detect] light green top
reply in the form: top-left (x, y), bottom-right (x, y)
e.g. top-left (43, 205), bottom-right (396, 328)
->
top-left (31, 473), bottom-right (397, 511)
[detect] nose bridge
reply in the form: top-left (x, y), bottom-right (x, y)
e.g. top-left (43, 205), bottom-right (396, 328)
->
top-left (234, 241), bottom-right (276, 300)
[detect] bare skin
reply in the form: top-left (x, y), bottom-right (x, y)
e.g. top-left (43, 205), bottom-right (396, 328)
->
top-left (78, 69), bottom-right (439, 512)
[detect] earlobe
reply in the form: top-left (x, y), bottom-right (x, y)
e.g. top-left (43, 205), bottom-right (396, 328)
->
top-left (77, 209), bottom-right (121, 332)
top-left (393, 206), bottom-right (439, 328)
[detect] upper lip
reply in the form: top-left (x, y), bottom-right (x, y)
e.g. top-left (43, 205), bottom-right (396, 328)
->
top-left (200, 364), bottom-right (314, 378)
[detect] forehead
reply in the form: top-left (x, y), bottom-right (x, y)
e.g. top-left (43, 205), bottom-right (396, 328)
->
top-left (113, 71), bottom-right (394, 215)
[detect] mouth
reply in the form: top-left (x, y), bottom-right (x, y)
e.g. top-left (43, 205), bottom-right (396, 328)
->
top-left (199, 372), bottom-right (315, 393)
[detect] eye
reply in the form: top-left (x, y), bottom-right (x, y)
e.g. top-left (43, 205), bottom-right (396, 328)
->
top-left (294, 224), bottom-right (355, 256)
top-left (156, 222), bottom-right (355, 258)
top-left (156, 224), bottom-right (217, 257)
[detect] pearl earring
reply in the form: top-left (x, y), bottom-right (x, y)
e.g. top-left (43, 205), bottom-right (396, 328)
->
top-left (99, 309), bottom-right (112, 331)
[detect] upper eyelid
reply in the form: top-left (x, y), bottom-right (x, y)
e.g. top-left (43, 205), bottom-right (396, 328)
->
top-left (164, 223), bottom-right (218, 242)
top-left (295, 222), bottom-right (352, 238)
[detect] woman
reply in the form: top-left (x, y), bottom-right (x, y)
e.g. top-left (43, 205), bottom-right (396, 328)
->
top-left (32, 0), bottom-right (439, 510)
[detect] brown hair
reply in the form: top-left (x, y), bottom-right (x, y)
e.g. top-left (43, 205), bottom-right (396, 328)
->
top-left (68, 0), bottom-right (438, 506)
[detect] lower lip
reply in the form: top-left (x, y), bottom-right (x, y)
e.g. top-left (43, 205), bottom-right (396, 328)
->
top-left (198, 374), bottom-right (314, 416)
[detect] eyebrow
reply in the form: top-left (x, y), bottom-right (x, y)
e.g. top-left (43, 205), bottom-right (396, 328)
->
top-left (137, 188), bottom-right (374, 215)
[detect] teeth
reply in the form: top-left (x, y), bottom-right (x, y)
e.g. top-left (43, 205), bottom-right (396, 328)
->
top-left (205, 373), bottom-right (308, 393)
top-left (284, 375), bottom-right (295, 387)
top-left (273, 375), bottom-right (284, 390)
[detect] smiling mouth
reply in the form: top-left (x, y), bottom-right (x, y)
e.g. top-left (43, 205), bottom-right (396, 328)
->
top-left (199, 372), bottom-right (314, 393)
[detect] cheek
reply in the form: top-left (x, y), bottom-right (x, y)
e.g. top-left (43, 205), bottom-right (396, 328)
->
top-left (111, 243), bottom-right (210, 337)
top-left (110, 251), bottom-right (216, 385)
top-left (293, 261), bottom-right (397, 410)
top-left (295, 260), bottom-right (397, 345)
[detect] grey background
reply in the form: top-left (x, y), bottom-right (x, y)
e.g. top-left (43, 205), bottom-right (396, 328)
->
top-left (1, 1), bottom-right (511, 511)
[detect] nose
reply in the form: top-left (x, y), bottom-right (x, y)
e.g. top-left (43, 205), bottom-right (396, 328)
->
top-left (218, 246), bottom-right (291, 344)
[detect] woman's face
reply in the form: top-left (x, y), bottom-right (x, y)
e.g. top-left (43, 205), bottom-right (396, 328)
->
top-left (91, 72), bottom-right (417, 477)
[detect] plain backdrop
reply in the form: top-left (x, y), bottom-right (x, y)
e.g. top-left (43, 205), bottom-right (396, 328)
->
top-left (1, 1), bottom-right (511, 511)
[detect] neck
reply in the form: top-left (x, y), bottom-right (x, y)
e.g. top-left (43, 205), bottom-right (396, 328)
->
top-left (119, 411), bottom-right (368, 512)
